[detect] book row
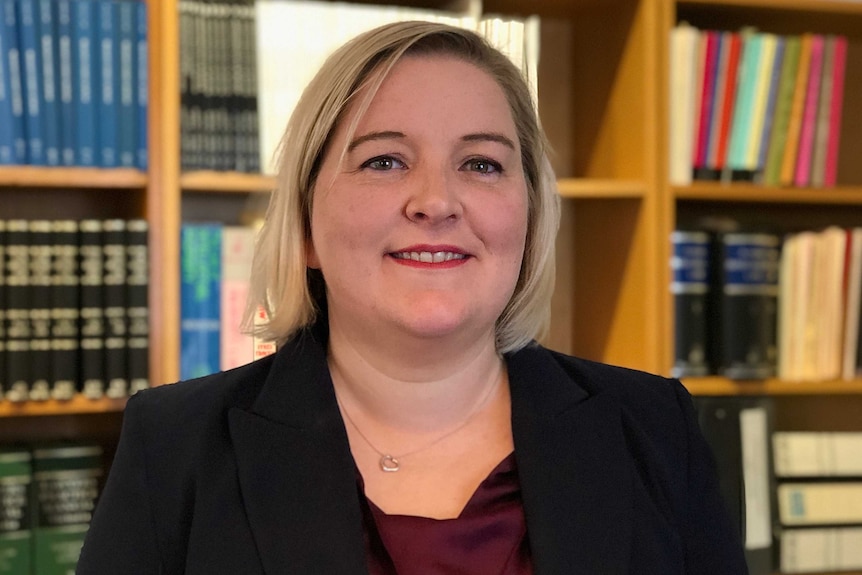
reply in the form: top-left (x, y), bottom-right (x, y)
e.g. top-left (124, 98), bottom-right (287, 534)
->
top-left (672, 226), bottom-right (862, 383)
top-left (0, 218), bottom-right (149, 402)
top-left (696, 397), bottom-right (862, 574)
top-left (0, 443), bottom-right (104, 574)
top-left (180, 222), bottom-right (274, 381)
top-left (0, 0), bottom-right (148, 169)
top-left (253, 0), bottom-right (539, 174)
top-left (670, 24), bottom-right (847, 188)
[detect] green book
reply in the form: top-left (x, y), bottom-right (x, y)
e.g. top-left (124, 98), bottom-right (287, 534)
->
top-left (32, 444), bottom-right (103, 575)
top-left (0, 449), bottom-right (32, 575)
top-left (763, 36), bottom-right (802, 186)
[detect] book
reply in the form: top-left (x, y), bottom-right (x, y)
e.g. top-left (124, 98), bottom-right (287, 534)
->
top-left (0, 0), bottom-right (15, 164)
top-left (102, 219), bottom-right (128, 398)
top-left (97, 0), bottom-right (118, 167)
top-left (18, 0), bottom-right (45, 165)
top-left (670, 230), bottom-right (711, 377)
top-left (135, 0), bottom-right (147, 170)
top-left (713, 31), bottom-right (742, 180)
top-left (779, 526), bottom-right (862, 573)
top-left (126, 218), bottom-right (149, 394)
top-left (773, 431), bottom-right (862, 477)
top-left (31, 443), bottom-right (103, 575)
top-left (809, 35), bottom-right (836, 187)
top-left (743, 32), bottom-right (778, 179)
top-left (116, 0), bottom-right (136, 168)
top-left (778, 482), bottom-right (862, 526)
top-left (692, 30), bottom-right (718, 181)
top-left (55, 0), bottom-right (76, 166)
top-left (36, 0), bottom-right (60, 166)
top-left (220, 225), bottom-right (255, 371)
top-left (72, 0), bottom-right (98, 166)
top-left (4, 220), bottom-right (31, 402)
top-left (668, 22), bottom-right (700, 186)
top-left (49, 220), bottom-right (79, 400)
top-left (780, 34), bottom-right (814, 187)
top-left (753, 35), bottom-right (784, 177)
top-left (823, 35), bottom-right (847, 188)
top-left (78, 220), bottom-right (105, 398)
top-left (714, 232), bottom-right (781, 380)
top-left (725, 29), bottom-right (760, 179)
top-left (793, 34), bottom-right (825, 187)
top-left (1, 0), bottom-right (26, 164)
top-left (842, 228), bottom-right (862, 381)
top-left (0, 449), bottom-right (32, 575)
top-left (694, 396), bottom-right (775, 575)
top-left (0, 221), bottom-right (5, 398)
top-left (27, 220), bottom-right (53, 401)
top-left (180, 222), bottom-right (222, 380)
top-left (762, 35), bottom-right (801, 187)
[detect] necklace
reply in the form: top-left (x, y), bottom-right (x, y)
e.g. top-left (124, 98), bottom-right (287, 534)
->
top-left (335, 366), bottom-right (502, 473)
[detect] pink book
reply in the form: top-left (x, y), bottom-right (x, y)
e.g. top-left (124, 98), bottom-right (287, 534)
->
top-left (794, 35), bottom-right (825, 187)
top-left (824, 36), bottom-right (848, 188)
top-left (694, 31), bottom-right (719, 170)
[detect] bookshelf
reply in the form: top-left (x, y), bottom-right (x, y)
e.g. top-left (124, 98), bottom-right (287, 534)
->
top-left (2, 0), bottom-right (862, 572)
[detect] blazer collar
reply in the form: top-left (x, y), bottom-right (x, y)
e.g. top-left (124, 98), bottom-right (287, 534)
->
top-left (229, 326), bottom-right (632, 575)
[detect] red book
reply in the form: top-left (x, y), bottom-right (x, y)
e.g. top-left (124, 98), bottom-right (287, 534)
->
top-left (714, 32), bottom-right (742, 171)
top-left (694, 30), bottom-right (719, 172)
top-left (794, 34), bottom-right (825, 187)
top-left (824, 35), bottom-right (847, 188)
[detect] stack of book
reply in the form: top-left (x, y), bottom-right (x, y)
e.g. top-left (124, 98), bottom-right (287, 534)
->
top-left (0, 0), bottom-right (148, 169)
top-left (669, 24), bottom-right (847, 187)
top-left (0, 218), bottom-right (149, 402)
top-left (773, 431), bottom-right (862, 573)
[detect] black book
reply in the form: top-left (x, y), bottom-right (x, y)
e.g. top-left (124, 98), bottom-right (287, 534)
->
top-left (79, 220), bottom-right (105, 399)
top-left (0, 220), bottom-right (6, 399)
top-left (670, 230), bottom-right (712, 378)
top-left (49, 220), bottom-right (80, 400)
top-left (711, 232), bottom-right (781, 380)
top-left (694, 396), bottom-right (776, 575)
top-left (126, 219), bottom-right (149, 394)
top-left (4, 220), bottom-right (31, 402)
top-left (103, 220), bottom-right (128, 398)
top-left (28, 220), bottom-right (54, 401)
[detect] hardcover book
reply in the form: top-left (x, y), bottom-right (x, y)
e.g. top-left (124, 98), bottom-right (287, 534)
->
top-left (0, 449), bottom-right (32, 575)
top-left (4, 220), bottom-right (31, 402)
top-left (49, 220), bottom-right (79, 400)
top-left (27, 220), bottom-right (53, 401)
top-left (180, 222), bottom-right (222, 380)
top-left (126, 218), bottom-right (149, 394)
top-left (78, 220), bottom-right (105, 398)
top-left (670, 230), bottom-right (711, 377)
top-left (102, 219), bottom-right (127, 398)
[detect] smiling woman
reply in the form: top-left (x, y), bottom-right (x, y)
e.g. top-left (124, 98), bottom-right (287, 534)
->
top-left (77, 21), bottom-right (749, 575)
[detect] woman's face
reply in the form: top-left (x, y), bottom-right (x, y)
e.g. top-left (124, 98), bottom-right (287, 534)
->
top-left (308, 55), bottom-right (529, 346)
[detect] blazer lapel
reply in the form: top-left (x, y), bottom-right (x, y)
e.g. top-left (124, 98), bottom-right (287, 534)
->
top-left (508, 346), bottom-right (633, 575)
top-left (229, 330), bottom-right (369, 575)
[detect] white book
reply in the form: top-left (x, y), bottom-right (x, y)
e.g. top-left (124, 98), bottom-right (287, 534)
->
top-left (773, 431), bottom-right (862, 477)
top-left (842, 228), bottom-right (862, 380)
top-left (778, 482), bottom-right (862, 525)
top-left (668, 23), bottom-right (700, 186)
top-left (780, 527), bottom-right (862, 573)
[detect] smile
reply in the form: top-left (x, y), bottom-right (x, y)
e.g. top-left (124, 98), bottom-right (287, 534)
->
top-left (391, 251), bottom-right (467, 263)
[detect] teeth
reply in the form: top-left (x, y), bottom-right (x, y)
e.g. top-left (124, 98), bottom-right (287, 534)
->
top-left (394, 251), bottom-right (466, 263)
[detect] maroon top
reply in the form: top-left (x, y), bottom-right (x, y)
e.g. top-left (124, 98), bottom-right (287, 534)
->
top-left (358, 452), bottom-right (533, 575)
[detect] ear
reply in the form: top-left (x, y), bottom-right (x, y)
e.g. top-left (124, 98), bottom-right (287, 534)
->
top-left (305, 236), bottom-right (321, 270)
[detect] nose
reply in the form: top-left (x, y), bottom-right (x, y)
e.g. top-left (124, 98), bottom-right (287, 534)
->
top-left (404, 167), bottom-right (463, 224)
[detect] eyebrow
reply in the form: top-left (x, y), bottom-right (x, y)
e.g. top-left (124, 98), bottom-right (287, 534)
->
top-left (346, 131), bottom-right (517, 152)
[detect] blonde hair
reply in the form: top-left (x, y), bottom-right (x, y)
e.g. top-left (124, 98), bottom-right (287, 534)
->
top-left (245, 20), bottom-right (560, 353)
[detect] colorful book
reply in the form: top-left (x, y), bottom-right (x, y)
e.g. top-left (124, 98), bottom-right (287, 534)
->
top-left (742, 33), bottom-right (778, 177)
top-left (809, 35), bottom-right (836, 187)
top-left (726, 29), bottom-right (760, 177)
top-left (754, 35), bottom-right (784, 176)
top-left (793, 34), bottom-right (825, 187)
top-left (692, 30), bottom-right (719, 180)
top-left (780, 34), bottom-right (814, 187)
top-left (762, 35), bottom-right (801, 187)
top-left (823, 35), bottom-right (847, 188)
top-left (180, 223), bottom-right (222, 380)
top-left (713, 32), bottom-right (742, 178)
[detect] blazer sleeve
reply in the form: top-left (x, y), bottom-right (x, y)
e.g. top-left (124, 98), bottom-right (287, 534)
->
top-left (673, 382), bottom-right (750, 575)
top-left (77, 392), bottom-right (162, 574)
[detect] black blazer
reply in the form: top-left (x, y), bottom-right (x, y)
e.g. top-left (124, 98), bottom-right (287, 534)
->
top-left (77, 325), bottom-right (748, 574)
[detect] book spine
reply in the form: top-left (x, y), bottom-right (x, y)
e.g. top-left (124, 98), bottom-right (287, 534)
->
top-left (27, 219), bottom-right (53, 401)
top-left (31, 444), bottom-right (103, 575)
top-left (102, 219), bottom-right (127, 398)
top-left (135, 0), bottom-right (147, 170)
top-left (809, 35), bottom-right (836, 188)
top-left (779, 527), bottom-right (862, 573)
top-left (220, 226), bottom-right (255, 371)
top-left (56, 0), bottom-right (75, 165)
top-left (778, 482), bottom-right (862, 526)
top-left (692, 30), bottom-right (719, 180)
top-left (0, 221), bottom-right (5, 398)
top-left (667, 23), bottom-right (699, 186)
top-left (1, 0), bottom-right (26, 163)
top-left (670, 230), bottom-right (711, 377)
top-left (773, 431), bottom-right (862, 477)
top-left (743, 33), bottom-right (776, 176)
top-left (717, 232), bottom-right (781, 380)
top-left (125, 218), bottom-right (148, 393)
top-left (0, 0), bottom-right (13, 164)
top-left (36, 0), bottom-right (59, 165)
top-left (762, 35), bottom-right (801, 187)
top-left (823, 35), bottom-right (847, 188)
top-left (72, 0), bottom-right (97, 166)
top-left (180, 223), bottom-right (222, 380)
top-left (19, 0), bottom-right (45, 165)
top-left (780, 34), bottom-right (813, 187)
top-left (755, 35), bottom-right (784, 175)
top-left (4, 220), bottom-right (31, 402)
top-left (79, 220), bottom-right (105, 398)
top-left (116, 0), bottom-right (135, 167)
top-left (49, 220), bottom-right (79, 400)
top-left (97, 0), bottom-right (117, 167)
top-left (0, 449), bottom-right (33, 575)
top-left (793, 34), bottom-right (824, 187)
top-left (715, 32), bottom-right (741, 176)
top-left (726, 30), bottom-right (760, 176)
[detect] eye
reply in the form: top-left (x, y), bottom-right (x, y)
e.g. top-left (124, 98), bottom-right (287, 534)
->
top-left (463, 158), bottom-right (503, 175)
top-left (361, 155), bottom-right (405, 171)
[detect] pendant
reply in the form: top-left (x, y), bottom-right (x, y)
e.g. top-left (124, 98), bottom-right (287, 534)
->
top-left (380, 454), bottom-right (400, 472)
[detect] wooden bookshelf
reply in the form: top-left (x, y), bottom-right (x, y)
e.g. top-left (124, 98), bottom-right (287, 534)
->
top-left (0, 166), bottom-right (147, 188)
top-left (0, 396), bottom-right (127, 417)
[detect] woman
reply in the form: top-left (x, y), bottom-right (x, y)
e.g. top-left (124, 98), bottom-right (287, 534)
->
top-left (78, 21), bottom-right (748, 574)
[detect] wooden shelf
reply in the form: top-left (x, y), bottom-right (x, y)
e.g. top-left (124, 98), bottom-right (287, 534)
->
top-left (180, 171), bottom-right (275, 194)
top-left (678, 0), bottom-right (862, 15)
top-left (674, 182), bottom-right (862, 204)
top-left (0, 396), bottom-right (128, 417)
top-left (0, 166), bottom-right (147, 189)
top-left (557, 178), bottom-right (646, 199)
top-left (683, 377), bottom-right (862, 396)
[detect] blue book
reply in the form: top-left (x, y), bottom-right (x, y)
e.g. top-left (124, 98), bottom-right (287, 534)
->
top-left (0, 0), bottom-right (16, 163)
top-left (180, 223), bottom-right (222, 380)
top-left (55, 0), bottom-right (75, 165)
top-left (2, 0), bottom-right (26, 163)
top-left (18, 0), bottom-right (45, 165)
top-left (135, 0), bottom-right (146, 170)
top-left (36, 0), bottom-right (59, 165)
top-left (96, 0), bottom-right (117, 167)
top-left (71, 0), bottom-right (97, 166)
top-left (115, 0), bottom-right (135, 167)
